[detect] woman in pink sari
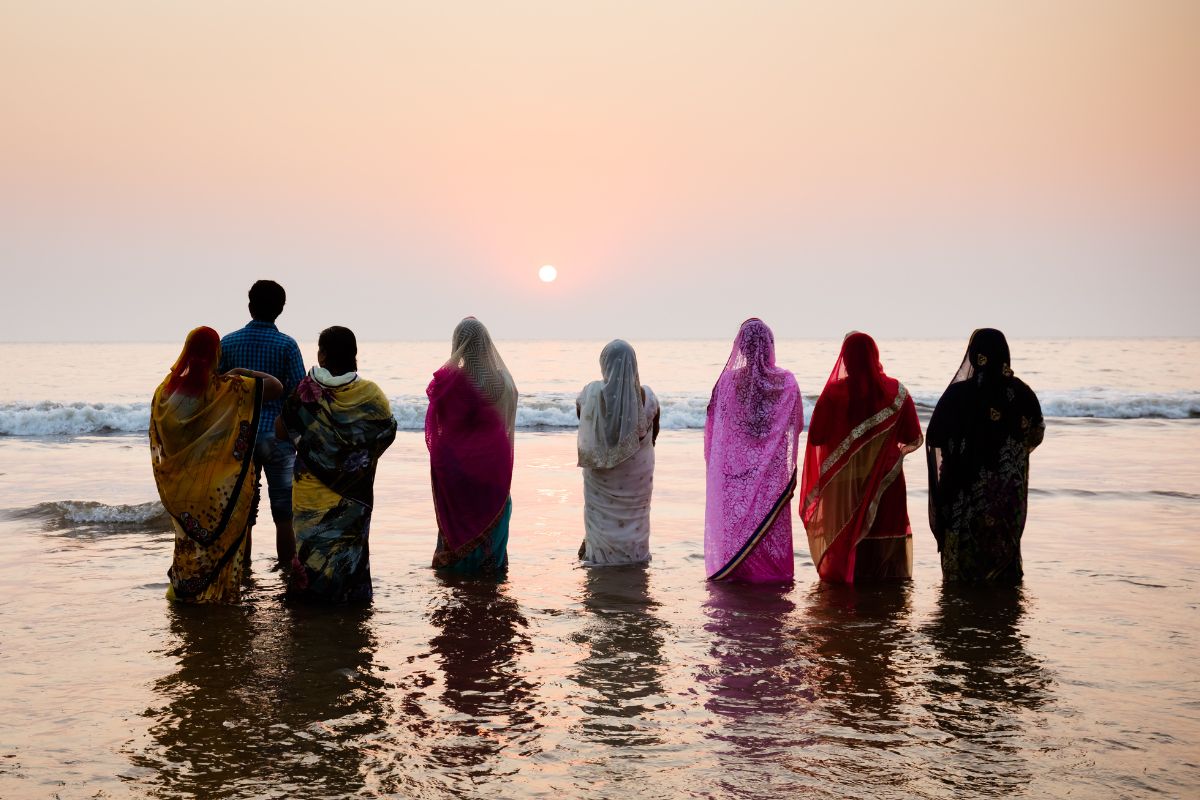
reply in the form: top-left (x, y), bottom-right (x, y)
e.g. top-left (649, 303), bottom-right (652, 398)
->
top-left (426, 317), bottom-right (518, 574)
top-left (800, 332), bottom-right (923, 583)
top-left (704, 319), bottom-right (804, 583)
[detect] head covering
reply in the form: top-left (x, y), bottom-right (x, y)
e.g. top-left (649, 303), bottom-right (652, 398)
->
top-left (443, 317), bottom-right (518, 438)
top-left (928, 328), bottom-right (1037, 452)
top-left (164, 326), bottom-right (221, 397)
top-left (837, 331), bottom-right (899, 420)
top-left (953, 327), bottom-right (1011, 383)
top-left (705, 319), bottom-right (800, 456)
top-left (703, 318), bottom-right (803, 582)
top-left (577, 339), bottom-right (649, 470)
top-left (800, 332), bottom-right (921, 583)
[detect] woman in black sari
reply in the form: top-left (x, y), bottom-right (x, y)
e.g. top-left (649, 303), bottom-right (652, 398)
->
top-left (926, 329), bottom-right (1045, 582)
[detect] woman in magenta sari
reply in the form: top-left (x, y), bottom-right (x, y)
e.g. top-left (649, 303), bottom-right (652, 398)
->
top-left (425, 317), bottom-right (518, 575)
top-left (704, 319), bottom-right (804, 583)
top-left (800, 332), bottom-right (923, 583)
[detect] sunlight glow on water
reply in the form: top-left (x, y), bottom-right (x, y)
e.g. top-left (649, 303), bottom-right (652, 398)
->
top-left (0, 340), bottom-right (1197, 798)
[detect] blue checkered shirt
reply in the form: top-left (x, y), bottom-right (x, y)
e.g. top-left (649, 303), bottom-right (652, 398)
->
top-left (219, 320), bottom-right (306, 440)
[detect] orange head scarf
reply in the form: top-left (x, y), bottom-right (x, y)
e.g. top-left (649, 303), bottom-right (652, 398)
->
top-left (164, 326), bottom-right (222, 397)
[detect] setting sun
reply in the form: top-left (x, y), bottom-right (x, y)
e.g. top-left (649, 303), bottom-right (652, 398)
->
top-left (538, 265), bottom-right (558, 283)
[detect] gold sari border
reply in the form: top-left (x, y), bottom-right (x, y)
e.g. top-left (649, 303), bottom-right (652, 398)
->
top-left (818, 385), bottom-right (907, 477)
top-left (431, 499), bottom-right (510, 569)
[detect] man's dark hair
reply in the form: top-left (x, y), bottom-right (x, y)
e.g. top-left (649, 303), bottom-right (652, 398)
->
top-left (319, 326), bottom-right (358, 374)
top-left (248, 280), bottom-right (287, 322)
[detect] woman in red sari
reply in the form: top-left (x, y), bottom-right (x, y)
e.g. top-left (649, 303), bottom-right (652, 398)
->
top-left (800, 332), bottom-right (922, 583)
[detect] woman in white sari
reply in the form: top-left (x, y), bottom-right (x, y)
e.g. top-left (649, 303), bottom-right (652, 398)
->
top-left (576, 340), bottom-right (660, 565)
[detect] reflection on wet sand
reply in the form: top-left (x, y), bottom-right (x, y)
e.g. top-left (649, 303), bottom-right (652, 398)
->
top-left (800, 582), bottom-right (920, 794)
top-left (421, 574), bottom-right (540, 792)
top-left (566, 565), bottom-right (672, 795)
top-left (804, 583), bottom-right (915, 722)
top-left (921, 584), bottom-right (1053, 796)
top-left (131, 591), bottom-right (389, 798)
top-left (701, 582), bottom-right (815, 794)
top-left (572, 566), bottom-right (668, 744)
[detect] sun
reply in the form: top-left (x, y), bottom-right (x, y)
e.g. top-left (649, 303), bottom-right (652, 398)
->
top-left (538, 264), bottom-right (558, 283)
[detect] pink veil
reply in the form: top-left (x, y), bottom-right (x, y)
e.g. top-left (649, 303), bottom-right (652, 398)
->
top-left (704, 319), bottom-right (804, 582)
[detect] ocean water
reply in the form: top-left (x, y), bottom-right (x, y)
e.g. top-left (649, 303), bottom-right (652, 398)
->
top-left (0, 338), bottom-right (1197, 799)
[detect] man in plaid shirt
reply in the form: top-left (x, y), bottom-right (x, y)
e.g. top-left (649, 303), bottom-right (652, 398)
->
top-left (219, 280), bottom-right (306, 567)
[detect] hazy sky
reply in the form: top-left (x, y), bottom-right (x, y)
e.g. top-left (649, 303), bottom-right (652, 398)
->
top-left (2, 1), bottom-right (1197, 341)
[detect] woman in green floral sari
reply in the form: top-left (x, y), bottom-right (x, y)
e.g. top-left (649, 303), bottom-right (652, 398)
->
top-left (281, 326), bottom-right (397, 602)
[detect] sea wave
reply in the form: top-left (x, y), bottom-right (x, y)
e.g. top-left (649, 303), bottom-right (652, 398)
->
top-left (7, 500), bottom-right (168, 527)
top-left (2, 390), bottom-right (1198, 437)
top-left (910, 392), bottom-right (1200, 420)
top-left (0, 401), bottom-right (151, 436)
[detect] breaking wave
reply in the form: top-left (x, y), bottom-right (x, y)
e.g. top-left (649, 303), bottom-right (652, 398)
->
top-left (6, 500), bottom-right (168, 528)
top-left (2, 390), bottom-right (1198, 437)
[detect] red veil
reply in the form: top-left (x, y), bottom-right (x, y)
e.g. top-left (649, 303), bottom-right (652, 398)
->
top-left (164, 326), bottom-right (221, 397)
top-left (800, 333), bottom-right (922, 583)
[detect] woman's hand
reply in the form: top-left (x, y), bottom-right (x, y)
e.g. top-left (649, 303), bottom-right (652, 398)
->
top-left (224, 369), bottom-right (283, 401)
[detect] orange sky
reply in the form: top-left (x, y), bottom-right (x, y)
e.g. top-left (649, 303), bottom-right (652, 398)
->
top-left (1, 1), bottom-right (1197, 339)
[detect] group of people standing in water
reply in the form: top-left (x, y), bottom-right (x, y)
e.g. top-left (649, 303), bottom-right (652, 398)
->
top-left (150, 280), bottom-right (1045, 605)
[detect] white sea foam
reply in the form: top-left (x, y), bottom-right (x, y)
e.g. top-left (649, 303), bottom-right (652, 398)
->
top-left (0, 401), bottom-right (151, 436)
top-left (1037, 393), bottom-right (1200, 420)
top-left (10, 500), bottom-right (168, 527)
top-left (2, 390), bottom-right (1197, 438)
top-left (909, 391), bottom-right (1200, 420)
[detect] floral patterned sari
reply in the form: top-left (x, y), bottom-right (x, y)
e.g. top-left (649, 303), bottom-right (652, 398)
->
top-left (151, 326), bottom-right (263, 604)
top-left (704, 319), bottom-right (803, 583)
top-left (927, 329), bottom-right (1044, 582)
top-left (283, 368), bottom-right (397, 602)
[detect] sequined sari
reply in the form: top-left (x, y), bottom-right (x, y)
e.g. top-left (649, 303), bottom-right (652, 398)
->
top-left (704, 319), bottom-right (803, 583)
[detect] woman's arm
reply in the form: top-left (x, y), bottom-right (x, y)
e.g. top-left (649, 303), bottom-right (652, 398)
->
top-left (225, 368), bottom-right (283, 401)
top-left (652, 407), bottom-right (661, 445)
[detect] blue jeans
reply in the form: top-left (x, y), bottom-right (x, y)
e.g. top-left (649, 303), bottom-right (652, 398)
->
top-left (250, 437), bottom-right (296, 526)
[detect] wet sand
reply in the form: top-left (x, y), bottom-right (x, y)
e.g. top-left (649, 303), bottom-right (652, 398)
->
top-left (1, 421), bottom-right (1198, 798)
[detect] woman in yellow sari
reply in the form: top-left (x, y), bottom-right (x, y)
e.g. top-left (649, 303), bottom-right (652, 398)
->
top-left (150, 326), bottom-right (282, 603)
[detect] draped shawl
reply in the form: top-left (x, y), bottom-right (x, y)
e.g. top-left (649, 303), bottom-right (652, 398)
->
top-left (800, 332), bottom-right (922, 584)
top-left (704, 319), bottom-right (803, 582)
top-left (926, 328), bottom-right (1044, 580)
top-left (284, 368), bottom-right (397, 602)
top-left (426, 318), bottom-right (518, 566)
top-left (151, 326), bottom-right (263, 603)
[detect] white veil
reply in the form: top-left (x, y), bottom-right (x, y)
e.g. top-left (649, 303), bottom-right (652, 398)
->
top-left (577, 339), bottom-right (649, 470)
